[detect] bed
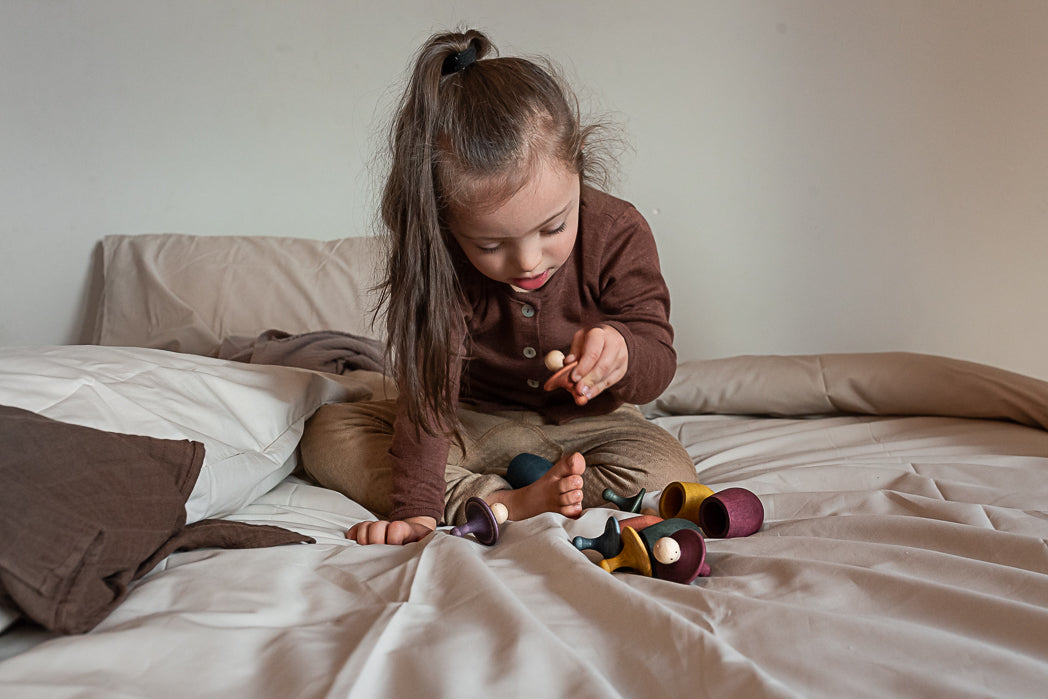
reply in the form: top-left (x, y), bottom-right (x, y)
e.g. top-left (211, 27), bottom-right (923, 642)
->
top-left (2, 233), bottom-right (1047, 698)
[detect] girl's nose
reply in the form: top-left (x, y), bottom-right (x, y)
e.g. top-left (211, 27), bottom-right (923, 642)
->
top-left (517, 241), bottom-right (543, 273)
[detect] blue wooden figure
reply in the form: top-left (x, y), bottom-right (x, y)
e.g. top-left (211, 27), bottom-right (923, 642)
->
top-left (602, 487), bottom-right (646, 513)
top-left (571, 516), bottom-right (622, 559)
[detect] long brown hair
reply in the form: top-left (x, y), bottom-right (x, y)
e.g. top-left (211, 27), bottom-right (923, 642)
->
top-left (376, 28), bottom-right (614, 439)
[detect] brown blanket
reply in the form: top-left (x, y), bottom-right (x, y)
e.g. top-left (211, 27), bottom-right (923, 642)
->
top-left (0, 405), bottom-right (313, 634)
top-left (218, 328), bottom-right (385, 374)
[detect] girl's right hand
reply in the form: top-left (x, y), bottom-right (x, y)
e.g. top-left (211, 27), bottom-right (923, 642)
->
top-left (346, 516), bottom-right (436, 545)
top-left (566, 324), bottom-right (629, 405)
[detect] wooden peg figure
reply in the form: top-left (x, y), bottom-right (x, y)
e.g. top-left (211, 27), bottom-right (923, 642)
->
top-left (599, 527), bottom-right (652, 577)
top-left (543, 349), bottom-right (585, 402)
top-left (572, 516), bottom-right (623, 559)
top-left (603, 487), bottom-right (646, 514)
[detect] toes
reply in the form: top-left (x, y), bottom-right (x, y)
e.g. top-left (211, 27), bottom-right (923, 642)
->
top-left (558, 474), bottom-right (584, 493)
top-left (559, 488), bottom-right (583, 506)
top-left (552, 452), bottom-right (586, 476)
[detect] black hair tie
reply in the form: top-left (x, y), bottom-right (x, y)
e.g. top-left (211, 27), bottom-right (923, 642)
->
top-left (441, 44), bottom-right (477, 76)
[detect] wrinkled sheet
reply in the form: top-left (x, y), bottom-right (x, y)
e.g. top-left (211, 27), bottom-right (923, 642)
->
top-left (2, 355), bottom-right (1047, 697)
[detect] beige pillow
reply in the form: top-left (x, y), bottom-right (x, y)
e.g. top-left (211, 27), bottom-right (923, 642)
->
top-left (647, 352), bottom-right (1048, 432)
top-left (97, 234), bottom-right (384, 356)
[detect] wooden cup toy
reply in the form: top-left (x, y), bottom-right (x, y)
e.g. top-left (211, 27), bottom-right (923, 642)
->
top-left (660, 481), bottom-right (764, 538)
top-left (658, 481), bottom-right (715, 522)
top-left (698, 487), bottom-right (764, 538)
top-left (450, 497), bottom-right (501, 546)
top-left (652, 529), bottom-right (710, 584)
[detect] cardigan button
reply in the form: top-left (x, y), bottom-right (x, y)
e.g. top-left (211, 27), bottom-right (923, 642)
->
top-left (523, 346), bottom-right (537, 359)
top-left (521, 304), bottom-right (535, 318)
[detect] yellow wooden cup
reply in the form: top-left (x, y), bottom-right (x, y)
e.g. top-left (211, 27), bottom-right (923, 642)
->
top-left (658, 481), bottom-right (715, 523)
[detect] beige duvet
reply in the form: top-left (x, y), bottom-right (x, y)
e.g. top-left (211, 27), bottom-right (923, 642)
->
top-left (1, 352), bottom-right (1046, 697)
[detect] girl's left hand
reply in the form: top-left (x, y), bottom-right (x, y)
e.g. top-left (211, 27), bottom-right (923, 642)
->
top-left (565, 325), bottom-right (628, 406)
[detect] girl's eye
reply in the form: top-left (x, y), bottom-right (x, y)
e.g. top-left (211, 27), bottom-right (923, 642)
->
top-left (545, 222), bottom-right (567, 235)
top-left (479, 244), bottom-right (501, 254)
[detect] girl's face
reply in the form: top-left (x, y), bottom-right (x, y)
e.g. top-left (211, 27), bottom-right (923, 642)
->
top-left (447, 161), bottom-right (580, 293)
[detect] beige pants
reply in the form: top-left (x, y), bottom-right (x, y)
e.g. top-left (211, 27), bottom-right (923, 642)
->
top-left (299, 400), bottom-right (696, 526)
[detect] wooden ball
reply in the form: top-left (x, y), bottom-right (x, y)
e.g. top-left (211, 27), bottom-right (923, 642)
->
top-left (490, 502), bottom-right (509, 524)
top-left (545, 350), bottom-right (566, 371)
top-left (652, 536), bottom-right (682, 565)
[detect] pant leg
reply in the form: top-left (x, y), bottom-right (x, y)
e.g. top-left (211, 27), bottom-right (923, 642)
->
top-left (544, 404), bottom-right (698, 510)
top-left (445, 404), bottom-right (697, 521)
top-left (299, 399), bottom-right (696, 526)
top-left (298, 400), bottom-right (399, 519)
top-left (442, 407), bottom-right (562, 525)
top-left (299, 400), bottom-right (548, 526)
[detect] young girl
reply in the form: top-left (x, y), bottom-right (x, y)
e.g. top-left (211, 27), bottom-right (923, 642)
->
top-left (300, 28), bottom-right (697, 545)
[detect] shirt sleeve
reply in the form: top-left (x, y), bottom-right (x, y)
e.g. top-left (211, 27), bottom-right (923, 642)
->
top-left (593, 204), bottom-right (677, 405)
top-left (387, 320), bottom-right (467, 524)
top-left (387, 401), bottom-right (451, 524)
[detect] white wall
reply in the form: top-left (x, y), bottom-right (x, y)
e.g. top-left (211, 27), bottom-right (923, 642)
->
top-left (3, 1), bottom-right (1047, 379)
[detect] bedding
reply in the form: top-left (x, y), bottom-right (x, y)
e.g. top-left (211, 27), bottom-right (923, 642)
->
top-left (0, 345), bottom-right (371, 522)
top-left (0, 405), bottom-right (311, 635)
top-left (2, 234), bottom-right (1047, 697)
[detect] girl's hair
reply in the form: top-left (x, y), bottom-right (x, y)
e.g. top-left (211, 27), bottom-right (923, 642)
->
top-left (377, 28), bottom-right (614, 439)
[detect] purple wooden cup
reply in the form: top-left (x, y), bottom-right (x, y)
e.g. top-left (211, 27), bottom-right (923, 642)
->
top-left (698, 488), bottom-right (764, 538)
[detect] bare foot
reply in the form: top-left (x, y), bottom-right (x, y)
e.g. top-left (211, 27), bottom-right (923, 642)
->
top-left (488, 452), bottom-right (586, 520)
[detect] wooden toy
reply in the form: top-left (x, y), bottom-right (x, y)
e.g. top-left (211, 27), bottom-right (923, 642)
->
top-left (618, 514), bottom-right (664, 532)
top-left (575, 514), bottom-right (711, 584)
top-left (542, 349), bottom-right (586, 401)
top-left (450, 497), bottom-right (500, 546)
top-left (652, 529), bottom-right (710, 584)
top-left (635, 517), bottom-right (702, 554)
top-left (602, 487), bottom-right (646, 513)
top-left (659, 481), bottom-right (715, 522)
top-left (660, 481), bottom-right (764, 538)
top-left (698, 487), bottom-right (764, 538)
top-left (571, 513), bottom-right (663, 559)
top-left (571, 516), bottom-right (622, 559)
top-left (505, 452), bottom-right (554, 489)
top-left (652, 536), bottom-right (681, 564)
top-left (599, 526), bottom-right (652, 577)
top-left (543, 361), bottom-right (579, 393)
top-left (544, 349), bottom-right (566, 370)
top-left (573, 483), bottom-right (764, 583)
top-left (490, 502), bottom-right (510, 524)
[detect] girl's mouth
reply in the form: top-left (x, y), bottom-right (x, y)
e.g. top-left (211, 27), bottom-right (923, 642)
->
top-left (510, 269), bottom-right (550, 291)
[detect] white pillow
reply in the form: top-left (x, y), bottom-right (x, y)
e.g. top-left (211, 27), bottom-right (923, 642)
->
top-left (96, 234), bottom-right (385, 356)
top-left (0, 345), bottom-right (366, 523)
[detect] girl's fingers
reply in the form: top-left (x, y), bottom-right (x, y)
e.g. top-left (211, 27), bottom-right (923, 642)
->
top-left (570, 327), bottom-right (606, 382)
